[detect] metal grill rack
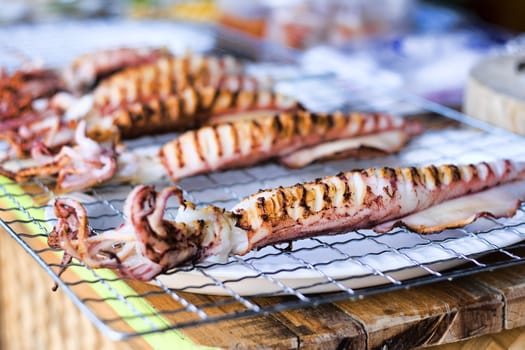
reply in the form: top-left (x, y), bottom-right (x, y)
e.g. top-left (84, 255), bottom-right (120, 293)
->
top-left (2, 22), bottom-right (525, 341)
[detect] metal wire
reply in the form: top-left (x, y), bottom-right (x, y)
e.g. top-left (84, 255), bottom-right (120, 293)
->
top-left (2, 24), bottom-right (525, 340)
top-left (3, 72), bottom-right (525, 339)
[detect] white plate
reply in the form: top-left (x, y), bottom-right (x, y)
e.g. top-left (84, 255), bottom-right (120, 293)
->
top-left (156, 214), bottom-right (525, 296)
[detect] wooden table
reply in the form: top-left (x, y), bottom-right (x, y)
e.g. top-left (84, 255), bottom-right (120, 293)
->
top-left (2, 229), bottom-right (525, 350)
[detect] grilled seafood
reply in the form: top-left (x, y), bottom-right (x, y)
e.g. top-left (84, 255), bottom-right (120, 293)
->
top-left (0, 121), bottom-right (117, 192)
top-left (233, 159), bottom-right (525, 249)
top-left (0, 47), bottom-right (168, 156)
top-left (92, 54), bottom-right (247, 110)
top-left (49, 194), bottom-right (164, 281)
top-left (105, 87), bottom-right (301, 138)
top-left (62, 47), bottom-right (171, 92)
top-left (79, 54), bottom-right (283, 138)
top-left (0, 66), bottom-right (64, 121)
top-left (49, 159), bottom-right (525, 280)
top-left (48, 185), bottom-right (241, 280)
top-left (160, 111), bottom-right (422, 181)
top-left (0, 92), bottom-right (86, 159)
top-left (0, 111), bottom-right (419, 190)
top-left (1, 47), bottom-right (167, 129)
top-left (1, 88), bottom-right (300, 157)
top-left (0, 93), bottom-right (302, 189)
top-left (0, 53), bottom-right (294, 155)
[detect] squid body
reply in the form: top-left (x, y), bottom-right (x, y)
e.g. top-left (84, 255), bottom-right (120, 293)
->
top-left (49, 159), bottom-right (525, 280)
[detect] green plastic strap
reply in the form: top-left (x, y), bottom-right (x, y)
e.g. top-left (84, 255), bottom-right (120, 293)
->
top-left (0, 176), bottom-right (216, 350)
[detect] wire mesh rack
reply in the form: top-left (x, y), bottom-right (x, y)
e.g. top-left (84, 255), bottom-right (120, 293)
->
top-left (2, 21), bottom-right (525, 342)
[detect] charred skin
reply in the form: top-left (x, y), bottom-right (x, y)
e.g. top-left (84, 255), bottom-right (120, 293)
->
top-left (128, 186), bottom-right (206, 267)
top-left (92, 55), bottom-right (246, 109)
top-left (49, 185), bottom-right (239, 280)
top-left (0, 67), bottom-right (64, 121)
top-left (232, 159), bottom-right (525, 252)
top-left (48, 160), bottom-right (525, 280)
top-left (103, 87), bottom-right (302, 138)
top-left (0, 121), bottom-right (117, 193)
top-left (160, 111), bottom-right (420, 181)
top-left (87, 54), bottom-right (291, 139)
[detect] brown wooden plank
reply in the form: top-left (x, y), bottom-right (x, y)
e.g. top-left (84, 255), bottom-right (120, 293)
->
top-left (255, 296), bottom-right (366, 349)
top-left (172, 293), bottom-right (299, 349)
top-left (127, 283), bottom-right (299, 349)
top-left (334, 279), bottom-right (503, 349)
top-left (130, 280), bottom-right (367, 349)
top-left (468, 264), bottom-right (525, 330)
top-left (427, 325), bottom-right (525, 350)
top-left (135, 288), bottom-right (367, 349)
top-left (0, 230), bottom-right (147, 350)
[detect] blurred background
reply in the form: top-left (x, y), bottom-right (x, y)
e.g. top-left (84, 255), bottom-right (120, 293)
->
top-left (0, 0), bottom-right (524, 106)
top-left (1, 0), bottom-right (524, 41)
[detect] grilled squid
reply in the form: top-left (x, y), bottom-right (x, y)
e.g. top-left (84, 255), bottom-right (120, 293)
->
top-left (92, 54), bottom-right (249, 110)
top-left (62, 47), bottom-right (171, 93)
top-left (0, 52), bottom-right (296, 157)
top-left (0, 67), bottom-right (64, 119)
top-left (0, 91), bottom-right (87, 159)
top-left (49, 159), bottom-right (525, 280)
top-left (0, 121), bottom-right (117, 193)
top-left (82, 54), bottom-right (289, 138)
top-left (0, 47), bottom-right (169, 157)
top-left (1, 47), bottom-right (170, 126)
top-left (49, 185), bottom-right (244, 280)
top-left (160, 111), bottom-right (422, 181)
top-left (102, 87), bottom-right (301, 138)
top-left (233, 159), bottom-right (525, 249)
top-left (49, 194), bottom-right (164, 281)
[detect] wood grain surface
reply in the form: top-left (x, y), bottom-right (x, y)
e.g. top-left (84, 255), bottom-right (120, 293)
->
top-left (0, 233), bottom-right (147, 350)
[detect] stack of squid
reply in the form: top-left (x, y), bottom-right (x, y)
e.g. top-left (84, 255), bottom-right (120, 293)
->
top-left (3, 46), bottom-right (523, 281)
top-left (0, 46), bottom-right (420, 192)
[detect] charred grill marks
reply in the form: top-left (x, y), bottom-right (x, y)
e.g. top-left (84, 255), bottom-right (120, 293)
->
top-left (194, 132), bottom-right (205, 162)
top-left (212, 125), bottom-right (223, 157)
top-left (230, 122), bottom-right (241, 154)
top-left (48, 159), bottom-right (525, 279)
top-left (449, 165), bottom-right (461, 183)
top-left (273, 114), bottom-right (283, 134)
top-left (297, 184), bottom-right (308, 214)
top-left (175, 140), bottom-right (185, 168)
top-left (428, 165), bottom-right (441, 188)
top-left (159, 111), bottom-right (421, 181)
top-left (409, 167), bottom-right (422, 187)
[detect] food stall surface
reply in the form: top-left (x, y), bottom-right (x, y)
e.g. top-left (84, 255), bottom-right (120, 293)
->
top-left (2, 2), bottom-right (525, 349)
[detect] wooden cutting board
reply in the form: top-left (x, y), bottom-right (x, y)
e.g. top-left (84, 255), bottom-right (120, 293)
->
top-left (464, 53), bottom-right (525, 135)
